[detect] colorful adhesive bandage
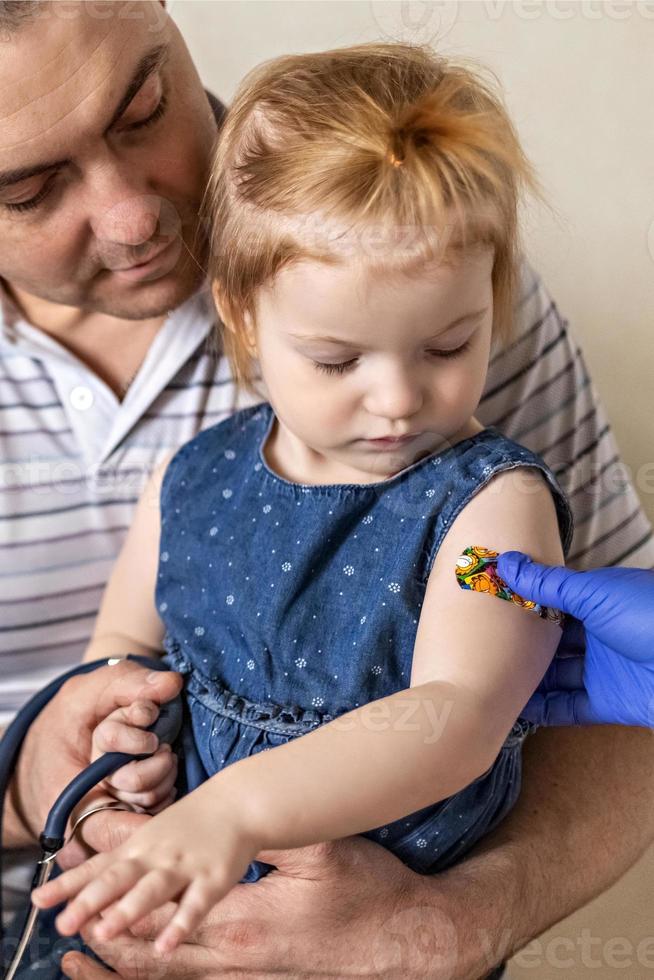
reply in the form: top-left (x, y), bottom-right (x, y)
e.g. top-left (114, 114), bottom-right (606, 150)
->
top-left (455, 546), bottom-right (564, 628)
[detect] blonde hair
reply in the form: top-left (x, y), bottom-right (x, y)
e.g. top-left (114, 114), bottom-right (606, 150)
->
top-left (204, 42), bottom-right (541, 397)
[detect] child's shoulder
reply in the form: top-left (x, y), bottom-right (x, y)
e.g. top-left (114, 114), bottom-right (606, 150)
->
top-left (161, 401), bottom-right (270, 495)
top-left (445, 423), bottom-right (522, 456)
top-left (431, 425), bottom-right (556, 488)
top-left (434, 426), bottom-right (574, 557)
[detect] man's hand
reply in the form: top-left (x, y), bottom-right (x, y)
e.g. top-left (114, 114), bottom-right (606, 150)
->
top-left (60, 837), bottom-right (474, 980)
top-left (7, 658), bottom-right (182, 867)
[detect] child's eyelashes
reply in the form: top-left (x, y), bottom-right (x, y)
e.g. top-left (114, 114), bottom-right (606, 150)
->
top-left (312, 358), bottom-right (358, 376)
top-left (311, 340), bottom-right (472, 376)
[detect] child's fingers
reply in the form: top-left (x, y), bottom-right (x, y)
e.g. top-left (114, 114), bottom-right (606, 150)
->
top-left (154, 877), bottom-right (217, 954)
top-left (107, 745), bottom-right (177, 797)
top-left (108, 744), bottom-right (174, 792)
top-left (88, 868), bottom-right (188, 942)
top-left (32, 851), bottom-right (113, 910)
top-left (147, 787), bottom-right (178, 815)
top-left (54, 859), bottom-right (145, 937)
top-left (92, 703), bottom-right (160, 759)
top-left (108, 758), bottom-right (178, 811)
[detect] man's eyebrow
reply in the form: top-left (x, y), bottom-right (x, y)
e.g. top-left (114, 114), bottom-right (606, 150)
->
top-left (287, 308), bottom-right (488, 348)
top-left (103, 43), bottom-right (169, 133)
top-left (0, 44), bottom-right (169, 193)
top-left (0, 160), bottom-right (62, 192)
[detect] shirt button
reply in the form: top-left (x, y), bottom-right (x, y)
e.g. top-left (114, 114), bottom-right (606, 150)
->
top-left (69, 385), bottom-right (94, 411)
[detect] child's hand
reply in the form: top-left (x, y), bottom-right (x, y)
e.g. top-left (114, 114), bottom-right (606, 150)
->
top-left (92, 700), bottom-right (178, 814)
top-left (31, 787), bottom-right (257, 953)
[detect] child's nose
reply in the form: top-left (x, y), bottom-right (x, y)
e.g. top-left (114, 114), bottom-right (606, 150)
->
top-left (364, 367), bottom-right (424, 422)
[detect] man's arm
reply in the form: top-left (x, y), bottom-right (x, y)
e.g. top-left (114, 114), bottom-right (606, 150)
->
top-left (57, 724), bottom-right (652, 980)
top-left (2, 752), bottom-right (34, 849)
top-left (428, 724), bottom-right (654, 978)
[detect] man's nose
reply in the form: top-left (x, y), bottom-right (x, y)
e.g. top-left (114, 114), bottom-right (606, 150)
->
top-left (91, 193), bottom-right (162, 247)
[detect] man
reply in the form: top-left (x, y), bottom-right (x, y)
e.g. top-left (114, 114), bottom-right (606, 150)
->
top-left (1, 3), bottom-right (653, 978)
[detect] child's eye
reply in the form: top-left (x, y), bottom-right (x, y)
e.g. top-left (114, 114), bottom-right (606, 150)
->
top-left (427, 340), bottom-right (472, 359)
top-left (312, 341), bottom-right (471, 376)
top-left (312, 358), bottom-right (358, 376)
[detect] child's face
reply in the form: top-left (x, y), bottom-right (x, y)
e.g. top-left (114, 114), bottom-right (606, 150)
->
top-left (250, 244), bottom-right (494, 482)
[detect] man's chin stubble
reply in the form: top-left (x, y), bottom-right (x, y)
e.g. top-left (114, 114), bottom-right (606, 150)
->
top-left (91, 252), bottom-right (206, 320)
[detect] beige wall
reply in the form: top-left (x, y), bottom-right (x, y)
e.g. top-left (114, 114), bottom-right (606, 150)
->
top-left (169, 3), bottom-right (654, 977)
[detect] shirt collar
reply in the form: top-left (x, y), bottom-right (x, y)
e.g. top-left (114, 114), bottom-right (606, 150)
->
top-left (0, 276), bottom-right (219, 465)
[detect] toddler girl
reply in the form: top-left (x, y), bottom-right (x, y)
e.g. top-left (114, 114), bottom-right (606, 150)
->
top-left (33, 42), bottom-right (573, 954)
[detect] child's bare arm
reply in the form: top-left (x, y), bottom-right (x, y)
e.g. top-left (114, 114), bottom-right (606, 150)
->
top-left (81, 457), bottom-right (177, 810)
top-left (32, 468), bottom-right (564, 952)
top-left (82, 457), bottom-right (171, 664)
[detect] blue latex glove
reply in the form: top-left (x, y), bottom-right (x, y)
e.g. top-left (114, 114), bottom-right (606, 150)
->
top-left (497, 551), bottom-right (654, 728)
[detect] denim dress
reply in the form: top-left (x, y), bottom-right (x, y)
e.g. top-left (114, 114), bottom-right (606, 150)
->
top-left (158, 401), bottom-right (573, 882)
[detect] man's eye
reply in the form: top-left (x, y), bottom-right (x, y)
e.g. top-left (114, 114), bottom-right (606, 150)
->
top-left (4, 173), bottom-right (58, 214)
top-left (123, 92), bottom-right (168, 132)
top-left (3, 93), bottom-right (169, 216)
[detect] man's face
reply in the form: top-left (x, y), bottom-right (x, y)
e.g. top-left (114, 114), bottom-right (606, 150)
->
top-left (0, 1), bottom-right (216, 319)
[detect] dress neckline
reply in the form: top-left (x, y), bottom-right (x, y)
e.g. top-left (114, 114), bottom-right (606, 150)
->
top-left (256, 402), bottom-right (494, 491)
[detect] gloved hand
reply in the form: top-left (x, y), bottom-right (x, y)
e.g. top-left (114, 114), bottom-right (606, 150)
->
top-left (497, 552), bottom-right (654, 728)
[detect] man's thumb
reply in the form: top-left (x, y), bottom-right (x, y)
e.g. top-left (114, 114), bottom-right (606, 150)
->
top-left (498, 551), bottom-right (578, 616)
top-left (61, 952), bottom-right (112, 978)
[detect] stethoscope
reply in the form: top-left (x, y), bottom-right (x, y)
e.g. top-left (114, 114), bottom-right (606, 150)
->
top-left (0, 654), bottom-right (201, 980)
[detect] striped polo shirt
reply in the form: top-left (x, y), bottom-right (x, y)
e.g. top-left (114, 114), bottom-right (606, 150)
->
top-left (1, 260), bottom-right (653, 729)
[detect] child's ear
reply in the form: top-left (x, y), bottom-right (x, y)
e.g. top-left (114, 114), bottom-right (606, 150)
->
top-left (211, 280), bottom-right (229, 329)
top-left (242, 314), bottom-right (258, 356)
top-left (211, 280), bottom-right (258, 355)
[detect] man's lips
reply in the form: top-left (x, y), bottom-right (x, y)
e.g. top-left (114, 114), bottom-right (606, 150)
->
top-left (104, 239), bottom-right (181, 282)
top-left (108, 240), bottom-right (173, 272)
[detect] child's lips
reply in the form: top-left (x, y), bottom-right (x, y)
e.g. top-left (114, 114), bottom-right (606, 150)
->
top-left (365, 433), bottom-right (421, 447)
